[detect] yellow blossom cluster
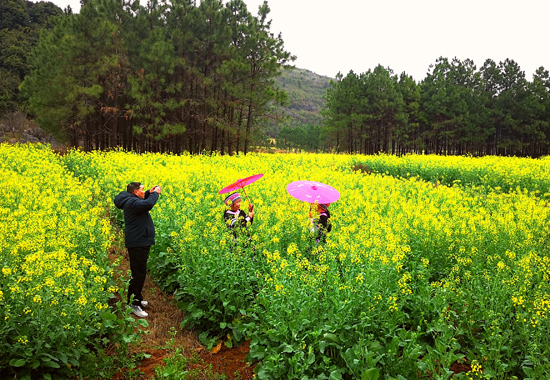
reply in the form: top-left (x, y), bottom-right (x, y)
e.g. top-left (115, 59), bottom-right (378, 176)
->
top-left (0, 144), bottom-right (116, 363)
top-left (353, 153), bottom-right (550, 196)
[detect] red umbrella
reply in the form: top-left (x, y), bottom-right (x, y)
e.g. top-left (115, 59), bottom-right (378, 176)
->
top-left (218, 173), bottom-right (264, 204)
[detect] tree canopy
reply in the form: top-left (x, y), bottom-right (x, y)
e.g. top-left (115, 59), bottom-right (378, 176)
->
top-left (0, 0), bottom-right (62, 114)
top-left (21, 0), bottom-right (295, 153)
top-left (319, 58), bottom-right (550, 157)
top-left (3, 1), bottom-right (549, 157)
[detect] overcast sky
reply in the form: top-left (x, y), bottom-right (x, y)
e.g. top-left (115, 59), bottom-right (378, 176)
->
top-left (47, 0), bottom-right (549, 81)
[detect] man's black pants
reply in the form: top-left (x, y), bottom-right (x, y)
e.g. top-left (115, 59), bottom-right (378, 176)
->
top-left (127, 246), bottom-right (150, 306)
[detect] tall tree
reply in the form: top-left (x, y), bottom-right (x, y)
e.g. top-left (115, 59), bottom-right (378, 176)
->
top-left (396, 72), bottom-right (421, 154)
top-left (22, 0), bottom-right (121, 146)
top-left (420, 57), bottom-right (473, 154)
top-left (524, 66), bottom-right (550, 156)
top-left (323, 66), bottom-right (406, 154)
top-left (322, 71), bottom-right (361, 153)
top-left (359, 65), bottom-right (406, 154)
top-left (230, 0), bottom-right (293, 154)
top-left (126, 0), bottom-right (179, 152)
top-left (492, 59), bottom-right (529, 155)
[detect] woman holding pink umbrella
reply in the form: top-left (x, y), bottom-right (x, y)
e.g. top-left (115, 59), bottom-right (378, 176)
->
top-left (313, 203), bottom-right (332, 244)
top-left (286, 180), bottom-right (340, 245)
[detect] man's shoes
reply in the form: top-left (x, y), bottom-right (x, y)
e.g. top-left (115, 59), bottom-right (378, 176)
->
top-left (131, 305), bottom-right (148, 318)
top-left (141, 300), bottom-right (148, 308)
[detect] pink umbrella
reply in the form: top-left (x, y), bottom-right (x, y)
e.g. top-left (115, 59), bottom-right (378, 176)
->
top-left (286, 181), bottom-right (340, 204)
top-left (219, 173), bottom-right (264, 203)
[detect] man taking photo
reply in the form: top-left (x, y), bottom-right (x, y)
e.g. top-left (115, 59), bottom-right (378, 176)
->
top-left (114, 182), bottom-right (161, 318)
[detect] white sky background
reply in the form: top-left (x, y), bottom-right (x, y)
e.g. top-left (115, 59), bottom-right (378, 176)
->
top-left (47, 0), bottom-right (549, 82)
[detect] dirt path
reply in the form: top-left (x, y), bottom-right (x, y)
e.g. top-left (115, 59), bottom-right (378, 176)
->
top-left (109, 246), bottom-right (256, 380)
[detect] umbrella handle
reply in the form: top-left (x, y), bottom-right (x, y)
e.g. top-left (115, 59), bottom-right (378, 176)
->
top-left (241, 186), bottom-right (252, 206)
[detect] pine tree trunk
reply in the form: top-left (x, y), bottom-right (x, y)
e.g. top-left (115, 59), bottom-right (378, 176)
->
top-left (244, 100), bottom-right (253, 155)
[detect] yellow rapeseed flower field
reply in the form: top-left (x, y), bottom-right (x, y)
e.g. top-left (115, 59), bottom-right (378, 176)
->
top-left (4, 145), bottom-right (550, 378)
top-left (61, 149), bottom-right (550, 379)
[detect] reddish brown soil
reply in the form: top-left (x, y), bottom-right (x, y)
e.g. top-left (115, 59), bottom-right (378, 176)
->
top-left (450, 358), bottom-right (472, 376)
top-left (191, 340), bottom-right (255, 379)
top-left (109, 246), bottom-right (255, 380)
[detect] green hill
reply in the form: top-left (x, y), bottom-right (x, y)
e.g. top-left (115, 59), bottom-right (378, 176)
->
top-left (265, 67), bottom-right (333, 138)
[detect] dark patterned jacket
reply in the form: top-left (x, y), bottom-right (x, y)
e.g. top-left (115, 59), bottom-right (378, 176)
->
top-left (314, 209), bottom-right (331, 243)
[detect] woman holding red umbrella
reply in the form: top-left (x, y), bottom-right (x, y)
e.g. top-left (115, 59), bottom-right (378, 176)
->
top-left (223, 192), bottom-right (255, 248)
top-left (219, 174), bottom-right (262, 250)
